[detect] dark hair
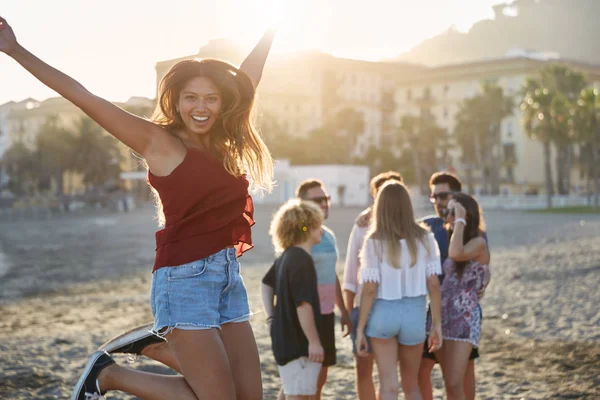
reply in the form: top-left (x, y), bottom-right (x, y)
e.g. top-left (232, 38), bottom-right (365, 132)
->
top-left (429, 171), bottom-right (462, 192)
top-left (449, 193), bottom-right (486, 277)
top-left (370, 171), bottom-right (403, 197)
top-left (295, 179), bottom-right (324, 199)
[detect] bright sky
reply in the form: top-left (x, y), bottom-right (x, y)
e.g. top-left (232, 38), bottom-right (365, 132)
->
top-left (0, 0), bottom-right (500, 104)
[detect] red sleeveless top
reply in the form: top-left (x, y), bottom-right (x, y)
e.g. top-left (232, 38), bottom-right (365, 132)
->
top-left (147, 147), bottom-right (254, 272)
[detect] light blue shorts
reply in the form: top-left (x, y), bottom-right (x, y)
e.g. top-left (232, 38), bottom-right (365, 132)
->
top-left (365, 295), bottom-right (426, 346)
top-left (150, 248), bottom-right (251, 336)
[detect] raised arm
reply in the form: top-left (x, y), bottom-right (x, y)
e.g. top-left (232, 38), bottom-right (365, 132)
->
top-left (239, 29), bottom-right (275, 88)
top-left (0, 17), bottom-right (167, 158)
top-left (448, 200), bottom-right (487, 262)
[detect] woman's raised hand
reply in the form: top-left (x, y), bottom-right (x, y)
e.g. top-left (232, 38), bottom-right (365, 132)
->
top-left (0, 17), bottom-right (19, 55)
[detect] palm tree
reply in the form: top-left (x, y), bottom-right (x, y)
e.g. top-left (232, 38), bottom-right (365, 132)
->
top-left (479, 81), bottom-right (515, 194)
top-left (453, 98), bottom-right (480, 194)
top-left (521, 78), bottom-right (555, 207)
top-left (454, 82), bottom-right (514, 194)
top-left (574, 88), bottom-right (600, 208)
top-left (539, 65), bottom-right (586, 194)
top-left (399, 109), bottom-right (447, 194)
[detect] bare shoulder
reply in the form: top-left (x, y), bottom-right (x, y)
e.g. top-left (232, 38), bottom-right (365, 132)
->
top-left (143, 129), bottom-right (188, 176)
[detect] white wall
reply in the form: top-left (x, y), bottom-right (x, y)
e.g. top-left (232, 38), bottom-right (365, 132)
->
top-left (252, 160), bottom-right (371, 207)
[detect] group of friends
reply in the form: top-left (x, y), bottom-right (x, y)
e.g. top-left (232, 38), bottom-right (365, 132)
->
top-left (0, 17), bottom-right (490, 400)
top-left (261, 172), bottom-right (490, 400)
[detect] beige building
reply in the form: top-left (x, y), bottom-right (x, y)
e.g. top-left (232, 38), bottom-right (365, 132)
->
top-left (155, 43), bottom-right (423, 157)
top-left (392, 51), bottom-right (600, 193)
top-left (155, 45), bottom-right (600, 194)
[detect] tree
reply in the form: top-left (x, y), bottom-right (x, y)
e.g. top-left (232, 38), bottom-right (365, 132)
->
top-left (353, 144), bottom-right (403, 178)
top-left (574, 88), bottom-right (600, 208)
top-left (521, 77), bottom-right (555, 207)
top-left (453, 97), bottom-right (480, 194)
top-left (72, 116), bottom-right (123, 188)
top-left (0, 141), bottom-right (35, 195)
top-left (398, 108), bottom-right (447, 194)
top-left (454, 81), bottom-right (514, 195)
top-left (539, 65), bottom-right (586, 194)
top-left (34, 115), bottom-right (78, 195)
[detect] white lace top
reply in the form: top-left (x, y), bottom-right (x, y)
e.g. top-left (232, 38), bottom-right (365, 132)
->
top-left (359, 232), bottom-right (442, 300)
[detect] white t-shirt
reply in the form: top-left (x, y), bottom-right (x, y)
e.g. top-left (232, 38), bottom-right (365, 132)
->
top-left (359, 232), bottom-right (442, 300)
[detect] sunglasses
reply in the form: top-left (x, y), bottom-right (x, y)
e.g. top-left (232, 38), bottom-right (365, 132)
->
top-left (429, 191), bottom-right (454, 203)
top-left (309, 196), bottom-right (331, 204)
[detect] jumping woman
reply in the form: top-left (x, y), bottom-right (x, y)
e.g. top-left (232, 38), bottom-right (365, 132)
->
top-left (0, 16), bottom-right (274, 400)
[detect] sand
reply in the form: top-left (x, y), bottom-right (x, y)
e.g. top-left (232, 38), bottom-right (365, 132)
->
top-left (0, 204), bottom-right (599, 399)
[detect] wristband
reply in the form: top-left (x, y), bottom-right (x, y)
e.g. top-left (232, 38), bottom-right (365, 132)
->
top-left (454, 218), bottom-right (466, 226)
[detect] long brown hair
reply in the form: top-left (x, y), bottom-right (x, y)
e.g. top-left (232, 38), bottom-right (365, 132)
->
top-left (449, 193), bottom-right (486, 277)
top-left (151, 59), bottom-right (273, 193)
top-left (368, 181), bottom-right (431, 267)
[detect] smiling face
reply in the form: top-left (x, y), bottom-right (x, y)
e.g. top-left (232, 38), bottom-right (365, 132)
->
top-left (177, 76), bottom-right (223, 138)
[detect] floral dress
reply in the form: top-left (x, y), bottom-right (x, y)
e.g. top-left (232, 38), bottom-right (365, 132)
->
top-left (430, 258), bottom-right (488, 347)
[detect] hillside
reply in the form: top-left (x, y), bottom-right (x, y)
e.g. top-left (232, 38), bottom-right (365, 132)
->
top-left (388, 0), bottom-right (600, 66)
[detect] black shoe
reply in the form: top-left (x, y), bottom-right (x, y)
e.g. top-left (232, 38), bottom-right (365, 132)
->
top-left (99, 322), bottom-right (166, 355)
top-left (71, 350), bottom-right (114, 400)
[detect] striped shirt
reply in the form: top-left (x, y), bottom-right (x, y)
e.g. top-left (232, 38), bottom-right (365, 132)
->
top-left (311, 225), bottom-right (338, 315)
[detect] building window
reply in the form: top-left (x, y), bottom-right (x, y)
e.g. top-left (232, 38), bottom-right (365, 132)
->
top-left (506, 166), bottom-right (515, 183)
top-left (443, 85), bottom-right (449, 96)
top-left (507, 121), bottom-right (513, 137)
top-left (503, 143), bottom-right (516, 164)
top-left (423, 87), bottom-right (431, 100)
top-left (443, 107), bottom-right (448, 119)
top-left (407, 89), bottom-right (412, 102)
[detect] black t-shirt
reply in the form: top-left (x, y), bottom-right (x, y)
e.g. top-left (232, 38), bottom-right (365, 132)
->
top-left (262, 246), bottom-right (322, 366)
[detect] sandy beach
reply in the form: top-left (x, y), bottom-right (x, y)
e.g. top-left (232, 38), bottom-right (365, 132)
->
top-left (1, 204), bottom-right (599, 399)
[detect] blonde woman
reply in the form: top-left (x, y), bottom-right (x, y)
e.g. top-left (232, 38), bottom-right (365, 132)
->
top-left (355, 182), bottom-right (443, 400)
top-left (261, 199), bottom-right (326, 400)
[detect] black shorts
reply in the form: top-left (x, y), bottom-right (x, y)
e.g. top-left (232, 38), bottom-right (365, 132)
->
top-left (422, 337), bottom-right (479, 361)
top-left (319, 313), bottom-right (337, 367)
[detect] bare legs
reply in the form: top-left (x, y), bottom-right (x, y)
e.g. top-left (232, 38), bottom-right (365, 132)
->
top-left (98, 321), bottom-right (261, 400)
top-left (436, 341), bottom-right (473, 400)
top-left (418, 352), bottom-right (477, 400)
top-left (355, 353), bottom-right (376, 400)
top-left (371, 338), bottom-right (423, 400)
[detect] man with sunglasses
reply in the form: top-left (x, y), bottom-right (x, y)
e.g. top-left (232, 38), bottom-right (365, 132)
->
top-left (294, 179), bottom-right (352, 400)
top-left (419, 171), bottom-right (489, 400)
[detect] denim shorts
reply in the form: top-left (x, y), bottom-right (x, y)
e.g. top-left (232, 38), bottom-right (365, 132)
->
top-left (365, 296), bottom-right (426, 346)
top-left (150, 248), bottom-right (251, 336)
